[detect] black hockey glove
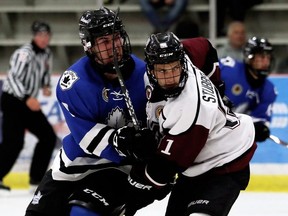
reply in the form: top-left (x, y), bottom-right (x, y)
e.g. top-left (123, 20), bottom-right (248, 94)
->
top-left (254, 121), bottom-right (270, 142)
top-left (124, 163), bottom-right (173, 216)
top-left (113, 126), bottom-right (158, 161)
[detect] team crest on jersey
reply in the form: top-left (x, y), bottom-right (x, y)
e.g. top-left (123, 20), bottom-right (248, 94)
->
top-left (102, 88), bottom-right (124, 102)
top-left (111, 90), bottom-right (124, 101)
top-left (60, 70), bottom-right (79, 90)
top-left (146, 85), bottom-right (153, 100)
top-left (31, 191), bottom-right (43, 205)
top-left (155, 105), bottom-right (164, 119)
top-left (232, 84), bottom-right (243, 96)
top-left (106, 107), bottom-right (126, 128)
top-left (102, 88), bottom-right (110, 102)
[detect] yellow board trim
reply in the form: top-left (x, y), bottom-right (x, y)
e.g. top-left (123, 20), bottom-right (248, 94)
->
top-left (3, 172), bottom-right (29, 189)
top-left (4, 173), bottom-right (288, 192)
top-left (247, 175), bottom-right (288, 192)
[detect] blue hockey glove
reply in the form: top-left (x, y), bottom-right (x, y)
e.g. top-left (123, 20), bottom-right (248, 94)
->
top-left (113, 126), bottom-right (158, 161)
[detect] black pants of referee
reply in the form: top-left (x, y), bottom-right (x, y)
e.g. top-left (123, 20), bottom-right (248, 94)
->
top-left (0, 92), bottom-right (57, 184)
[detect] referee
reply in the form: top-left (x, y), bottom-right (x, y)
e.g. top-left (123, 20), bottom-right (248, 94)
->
top-left (0, 21), bottom-right (56, 193)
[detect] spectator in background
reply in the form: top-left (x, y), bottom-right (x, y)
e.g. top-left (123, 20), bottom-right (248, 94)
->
top-left (0, 21), bottom-right (56, 193)
top-left (217, 0), bottom-right (263, 37)
top-left (219, 36), bottom-right (277, 143)
top-left (217, 21), bottom-right (247, 61)
top-left (139, 0), bottom-right (188, 33)
top-left (174, 13), bottom-right (200, 39)
top-left (275, 46), bottom-right (288, 73)
top-left (104, 0), bottom-right (128, 4)
top-left (276, 56), bottom-right (288, 74)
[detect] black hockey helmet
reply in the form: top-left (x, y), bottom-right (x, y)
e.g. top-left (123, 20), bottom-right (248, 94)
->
top-left (31, 21), bottom-right (51, 34)
top-left (244, 36), bottom-right (274, 78)
top-left (145, 32), bottom-right (188, 97)
top-left (78, 7), bottom-right (131, 72)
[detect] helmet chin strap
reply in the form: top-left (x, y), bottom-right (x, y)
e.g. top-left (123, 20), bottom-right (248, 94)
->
top-left (91, 57), bottom-right (121, 74)
top-left (246, 65), bottom-right (268, 88)
top-left (86, 48), bottom-right (121, 74)
top-left (248, 65), bottom-right (269, 79)
top-left (256, 69), bottom-right (270, 78)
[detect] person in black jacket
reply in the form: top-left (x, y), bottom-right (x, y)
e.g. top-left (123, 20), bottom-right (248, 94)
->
top-left (0, 20), bottom-right (56, 193)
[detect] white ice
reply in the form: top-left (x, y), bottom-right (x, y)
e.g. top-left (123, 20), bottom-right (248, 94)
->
top-left (1, 190), bottom-right (288, 216)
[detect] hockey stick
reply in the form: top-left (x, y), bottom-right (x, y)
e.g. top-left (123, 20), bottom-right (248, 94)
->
top-left (112, 7), bottom-right (140, 130)
top-left (269, 134), bottom-right (288, 148)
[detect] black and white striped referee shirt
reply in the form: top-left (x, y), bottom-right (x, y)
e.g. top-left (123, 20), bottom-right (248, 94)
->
top-left (2, 42), bottom-right (53, 100)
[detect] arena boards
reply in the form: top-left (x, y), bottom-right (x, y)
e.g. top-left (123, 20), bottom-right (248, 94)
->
top-left (3, 75), bottom-right (288, 192)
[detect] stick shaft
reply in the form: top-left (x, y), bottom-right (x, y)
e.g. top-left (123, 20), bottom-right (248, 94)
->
top-left (112, 7), bottom-right (140, 129)
top-left (269, 134), bottom-right (288, 148)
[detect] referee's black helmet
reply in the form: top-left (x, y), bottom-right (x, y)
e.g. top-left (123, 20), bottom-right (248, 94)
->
top-left (31, 21), bottom-right (51, 34)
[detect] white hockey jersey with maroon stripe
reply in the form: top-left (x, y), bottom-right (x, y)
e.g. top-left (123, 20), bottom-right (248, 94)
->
top-left (145, 57), bottom-right (256, 181)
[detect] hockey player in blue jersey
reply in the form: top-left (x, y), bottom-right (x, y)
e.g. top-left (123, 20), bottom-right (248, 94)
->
top-left (219, 36), bottom-right (277, 142)
top-left (25, 7), bottom-right (160, 216)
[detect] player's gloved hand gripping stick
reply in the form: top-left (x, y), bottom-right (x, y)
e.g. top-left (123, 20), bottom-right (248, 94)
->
top-left (111, 8), bottom-right (158, 162)
top-left (110, 9), bottom-right (162, 216)
top-left (113, 126), bottom-right (158, 161)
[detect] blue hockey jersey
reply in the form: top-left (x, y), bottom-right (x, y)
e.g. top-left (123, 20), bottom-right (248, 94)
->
top-left (51, 55), bottom-right (147, 181)
top-left (219, 56), bottom-right (277, 123)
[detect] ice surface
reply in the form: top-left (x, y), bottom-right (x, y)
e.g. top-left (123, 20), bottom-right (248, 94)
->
top-left (1, 190), bottom-right (288, 216)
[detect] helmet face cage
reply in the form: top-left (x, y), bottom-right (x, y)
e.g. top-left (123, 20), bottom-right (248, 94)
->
top-left (79, 7), bottom-right (131, 71)
top-left (145, 32), bottom-right (188, 97)
top-left (244, 36), bottom-right (274, 77)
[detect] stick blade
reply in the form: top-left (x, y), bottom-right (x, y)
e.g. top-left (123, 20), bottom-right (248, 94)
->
top-left (269, 135), bottom-right (288, 148)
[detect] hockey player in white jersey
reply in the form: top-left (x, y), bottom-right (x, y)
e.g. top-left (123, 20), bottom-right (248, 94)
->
top-left (117, 32), bottom-right (257, 216)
